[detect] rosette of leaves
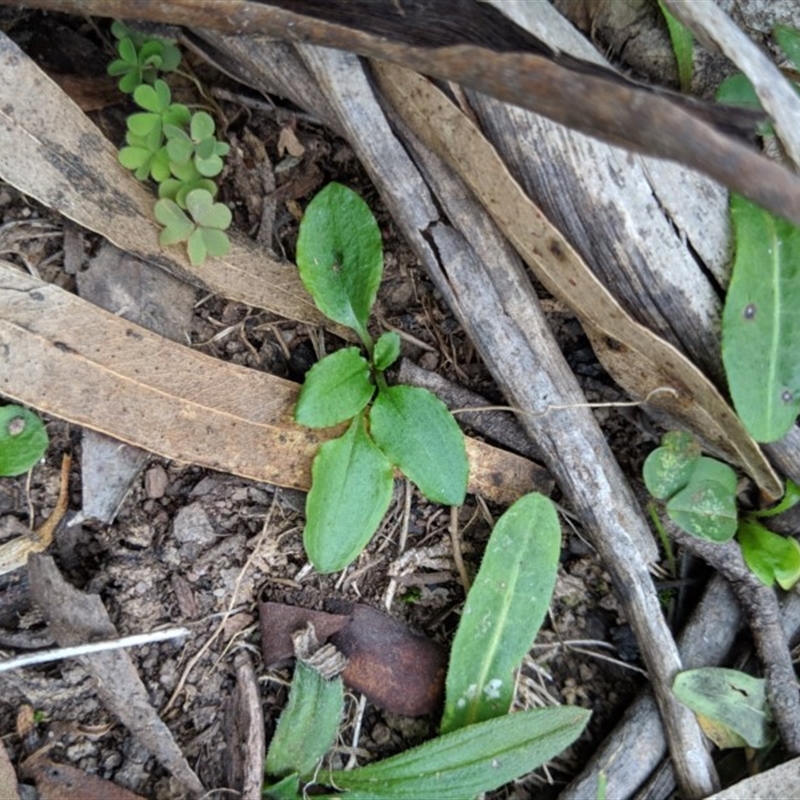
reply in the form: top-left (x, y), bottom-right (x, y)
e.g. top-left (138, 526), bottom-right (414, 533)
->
top-left (154, 188), bottom-right (231, 266)
top-left (293, 182), bottom-right (469, 573)
top-left (164, 111), bottom-right (231, 178)
top-left (107, 21), bottom-right (180, 94)
top-left (644, 431), bottom-right (800, 589)
top-left (118, 79), bottom-right (190, 182)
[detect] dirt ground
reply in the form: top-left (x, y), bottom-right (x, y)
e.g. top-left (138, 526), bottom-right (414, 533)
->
top-left (0, 5), bottom-right (750, 799)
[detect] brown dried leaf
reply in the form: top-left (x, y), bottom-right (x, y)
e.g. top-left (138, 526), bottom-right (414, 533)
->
top-left (374, 62), bottom-right (782, 500)
top-left (27, 760), bottom-right (146, 800)
top-left (259, 601), bottom-right (446, 716)
top-left (0, 31), bottom-right (326, 330)
top-left (0, 262), bottom-right (546, 504)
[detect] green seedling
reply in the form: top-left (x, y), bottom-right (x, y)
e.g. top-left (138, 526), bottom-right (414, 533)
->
top-left (658, 0), bottom-right (693, 92)
top-left (164, 111), bottom-right (231, 177)
top-left (154, 189), bottom-right (232, 266)
top-left (110, 21), bottom-right (231, 265)
top-left (0, 405), bottom-right (48, 477)
top-left (673, 667), bottom-right (773, 749)
top-left (294, 182), bottom-right (468, 573)
top-left (644, 431), bottom-right (800, 589)
top-left (107, 21), bottom-right (180, 94)
top-left (263, 492), bottom-right (588, 799)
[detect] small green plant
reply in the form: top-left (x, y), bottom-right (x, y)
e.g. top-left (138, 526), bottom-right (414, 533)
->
top-left (0, 405), bottom-right (48, 476)
top-left (293, 182), bottom-right (469, 573)
top-left (108, 22), bottom-right (230, 265)
top-left (644, 431), bottom-right (800, 588)
top-left (262, 492), bottom-right (588, 799)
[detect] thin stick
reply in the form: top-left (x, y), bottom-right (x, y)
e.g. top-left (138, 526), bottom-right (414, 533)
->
top-left (449, 505), bottom-right (470, 592)
top-left (0, 627), bottom-right (190, 672)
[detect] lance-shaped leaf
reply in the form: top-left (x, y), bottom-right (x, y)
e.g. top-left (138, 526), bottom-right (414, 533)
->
top-left (265, 661), bottom-right (343, 779)
top-left (370, 385), bottom-right (468, 506)
top-left (328, 705), bottom-right (589, 800)
top-left (304, 414), bottom-right (394, 573)
top-left (0, 405), bottom-right (48, 476)
top-left (296, 183), bottom-right (383, 343)
top-left (295, 348), bottom-right (374, 428)
top-left (722, 194), bottom-right (800, 442)
top-left (374, 331), bottom-right (401, 371)
top-left (441, 493), bottom-right (561, 733)
top-left (673, 667), bottom-right (773, 749)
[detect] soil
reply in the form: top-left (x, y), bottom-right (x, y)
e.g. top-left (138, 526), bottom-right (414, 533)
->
top-left (0, 6), bottom-right (731, 800)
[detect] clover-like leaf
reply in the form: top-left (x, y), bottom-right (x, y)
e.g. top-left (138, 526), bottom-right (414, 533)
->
top-left (185, 189), bottom-right (231, 230)
top-left (0, 405), bottom-right (49, 477)
top-left (296, 182), bottom-right (383, 344)
top-left (133, 78), bottom-right (171, 113)
top-left (191, 110), bottom-right (216, 141)
top-left (370, 385), bottom-right (468, 506)
top-left (374, 331), bottom-right (401, 371)
top-left (304, 414), bottom-right (394, 573)
top-left (642, 430), bottom-right (702, 500)
top-left (126, 111), bottom-right (161, 139)
top-left (295, 348), bottom-right (374, 428)
top-left (154, 198), bottom-right (194, 244)
top-left (666, 457), bottom-right (738, 542)
top-left (197, 228), bottom-right (230, 260)
top-left (159, 176), bottom-right (217, 208)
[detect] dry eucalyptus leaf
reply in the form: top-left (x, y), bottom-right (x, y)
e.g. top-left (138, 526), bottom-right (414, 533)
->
top-left (0, 262), bottom-right (547, 504)
top-left (373, 62), bottom-right (781, 501)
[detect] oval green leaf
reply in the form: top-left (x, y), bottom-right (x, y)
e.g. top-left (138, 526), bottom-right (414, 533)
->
top-left (304, 415), bottom-right (394, 573)
top-left (673, 667), bottom-right (772, 749)
top-left (722, 194), bottom-right (800, 442)
top-left (0, 405), bottom-right (49, 476)
top-left (329, 706), bottom-right (590, 800)
top-left (190, 110), bottom-right (215, 141)
top-left (374, 331), bottom-right (401, 371)
top-left (642, 430), bottom-right (702, 500)
top-left (199, 228), bottom-right (230, 260)
top-left (154, 199), bottom-right (194, 241)
top-left (738, 519), bottom-right (800, 590)
top-left (441, 493), bottom-right (561, 733)
top-left (265, 662), bottom-right (343, 779)
top-left (295, 348), bottom-right (374, 428)
top-left (370, 385), bottom-right (468, 506)
top-left (296, 183), bottom-right (383, 341)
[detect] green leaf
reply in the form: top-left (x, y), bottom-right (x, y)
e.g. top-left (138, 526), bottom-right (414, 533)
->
top-left (642, 430), bottom-right (702, 500)
top-left (296, 182), bottom-right (383, 342)
top-left (198, 228), bottom-right (230, 259)
top-left (295, 348), bottom-right (374, 428)
top-left (264, 774), bottom-right (300, 800)
top-left (191, 110), bottom-right (215, 140)
top-left (118, 146), bottom-right (151, 171)
top-left (154, 198), bottom-right (194, 241)
top-left (666, 457), bottom-right (738, 542)
top-left (0, 406), bottom-right (49, 476)
top-left (673, 667), bottom-right (772, 749)
top-left (658, 0), bottom-right (693, 92)
top-left (266, 662), bottom-right (343, 779)
top-left (126, 112), bottom-right (160, 139)
top-left (328, 706), bottom-right (590, 800)
top-left (722, 194), bottom-right (800, 442)
top-left (775, 25), bottom-right (800, 70)
top-left (195, 153), bottom-right (224, 177)
top-left (133, 79), bottom-right (170, 112)
top-left (149, 147), bottom-right (172, 182)
top-left (304, 415), bottom-right (394, 572)
top-left (441, 493), bottom-right (561, 733)
top-left (738, 519), bottom-right (800, 590)
top-left (374, 331), bottom-right (401, 371)
top-left (185, 189), bottom-right (231, 229)
top-left (187, 228), bottom-right (207, 266)
top-left (370, 385), bottom-right (468, 506)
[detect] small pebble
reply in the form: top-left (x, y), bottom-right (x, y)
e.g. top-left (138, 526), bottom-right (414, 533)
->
top-left (144, 465), bottom-right (169, 499)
